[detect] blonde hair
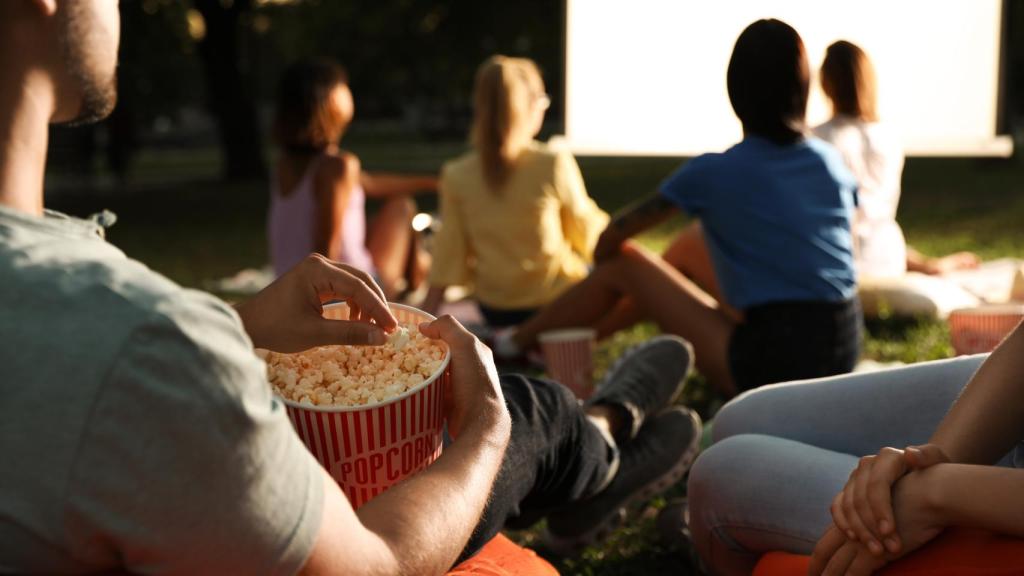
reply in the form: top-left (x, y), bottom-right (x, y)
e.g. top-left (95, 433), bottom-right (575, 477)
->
top-left (820, 41), bottom-right (879, 122)
top-left (471, 56), bottom-right (546, 192)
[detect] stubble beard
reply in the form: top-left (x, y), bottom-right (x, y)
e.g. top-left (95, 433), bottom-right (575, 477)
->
top-left (55, 3), bottom-right (118, 126)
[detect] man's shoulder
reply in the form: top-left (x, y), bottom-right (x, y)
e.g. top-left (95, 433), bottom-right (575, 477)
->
top-left (1, 229), bottom-right (249, 382)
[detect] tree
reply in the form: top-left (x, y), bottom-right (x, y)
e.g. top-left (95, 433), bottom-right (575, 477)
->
top-left (193, 0), bottom-right (266, 181)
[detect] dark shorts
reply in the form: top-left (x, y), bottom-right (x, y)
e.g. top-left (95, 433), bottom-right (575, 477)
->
top-left (729, 297), bottom-right (862, 392)
top-left (478, 304), bottom-right (539, 328)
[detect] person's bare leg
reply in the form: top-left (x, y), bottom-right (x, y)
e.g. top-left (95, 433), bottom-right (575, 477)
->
top-left (906, 246), bottom-right (982, 275)
top-left (367, 197), bottom-right (416, 298)
top-left (592, 222), bottom-right (735, 338)
top-left (516, 243), bottom-right (738, 396)
top-left (662, 221), bottom-right (722, 300)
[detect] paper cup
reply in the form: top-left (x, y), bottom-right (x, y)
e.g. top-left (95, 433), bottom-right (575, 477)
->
top-left (279, 303), bottom-right (450, 509)
top-left (948, 304), bottom-right (1024, 355)
top-left (539, 328), bottom-right (596, 399)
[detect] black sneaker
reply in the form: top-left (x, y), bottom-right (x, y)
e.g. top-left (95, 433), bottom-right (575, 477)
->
top-left (656, 498), bottom-right (710, 573)
top-left (545, 406), bottom-right (703, 555)
top-left (587, 335), bottom-right (694, 442)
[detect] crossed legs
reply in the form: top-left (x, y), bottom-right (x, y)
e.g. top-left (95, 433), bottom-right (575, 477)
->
top-left (513, 240), bottom-right (739, 397)
top-left (687, 356), bottom-right (994, 575)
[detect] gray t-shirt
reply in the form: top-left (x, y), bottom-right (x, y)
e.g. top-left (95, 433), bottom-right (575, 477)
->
top-left (0, 206), bottom-right (323, 574)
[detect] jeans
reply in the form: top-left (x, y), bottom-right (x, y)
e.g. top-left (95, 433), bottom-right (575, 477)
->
top-left (687, 354), bottom-right (1024, 576)
top-left (457, 374), bottom-right (613, 563)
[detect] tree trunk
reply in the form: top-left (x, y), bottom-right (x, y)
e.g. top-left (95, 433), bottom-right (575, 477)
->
top-left (193, 0), bottom-right (266, 181)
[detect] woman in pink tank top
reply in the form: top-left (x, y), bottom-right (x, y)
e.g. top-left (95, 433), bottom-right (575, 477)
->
top-left (269, 59), bottom-right (437, 298)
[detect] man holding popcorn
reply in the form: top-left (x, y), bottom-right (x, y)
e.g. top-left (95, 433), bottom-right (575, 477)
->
top-left (0, 1), bottom-right (701, 574)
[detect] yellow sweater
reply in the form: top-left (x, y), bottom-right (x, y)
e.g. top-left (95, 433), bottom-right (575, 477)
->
top-left (430, 141), bottom-right (609, 310)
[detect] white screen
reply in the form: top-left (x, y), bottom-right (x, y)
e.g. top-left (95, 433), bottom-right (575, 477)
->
top-left (564, 0), bottom-right (1011, 157)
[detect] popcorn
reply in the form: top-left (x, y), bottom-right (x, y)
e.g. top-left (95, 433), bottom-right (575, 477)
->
top-left (263, 323), bottom-right (446, 408)
top-left (388, 326), bottom-right (411, 351)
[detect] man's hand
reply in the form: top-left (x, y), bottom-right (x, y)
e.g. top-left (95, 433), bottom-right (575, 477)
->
top-left (236, 254), bottom-right (398, 353)
top-left (811, 468), bottom-right (948, 575)
top-left (418, 315), bottom-right (508, 440)
top-left (831, 444), bottom-right (949, 554)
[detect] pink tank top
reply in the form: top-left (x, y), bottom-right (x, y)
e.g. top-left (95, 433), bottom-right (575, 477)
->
top-left (268, 156), bottom-right (376, 277)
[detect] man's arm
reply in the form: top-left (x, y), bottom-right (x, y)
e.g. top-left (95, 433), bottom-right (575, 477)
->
top-left (299, 317), bottom-right (512, 576)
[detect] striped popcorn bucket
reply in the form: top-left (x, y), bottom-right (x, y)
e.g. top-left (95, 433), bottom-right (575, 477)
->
top-left (538, 328), bottom-right (596, 400)
top-left (281, 303), bottom-right (450, 509)
top-left (948, 304), bottom-right (1024, 356)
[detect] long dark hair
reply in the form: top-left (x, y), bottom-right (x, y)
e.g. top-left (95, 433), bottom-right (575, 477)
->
top-left (272, 58), bottom-right (350, 154)
top-left (821, 40), bottom-right (879, 122)
top-left (726, 19), bottom-right (809, 145)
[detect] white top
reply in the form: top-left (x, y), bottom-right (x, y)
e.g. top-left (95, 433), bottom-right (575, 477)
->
top-left (814, 116), bottom-right (907, 278)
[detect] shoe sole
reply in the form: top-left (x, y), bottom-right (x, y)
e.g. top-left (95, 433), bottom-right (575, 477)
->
top-left (545, 409), bottom-right (703, 554)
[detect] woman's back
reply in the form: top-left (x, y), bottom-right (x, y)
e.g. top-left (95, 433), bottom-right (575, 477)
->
top-left (268, 154), bottom-right (373, 277)
top-left (659, 136), bottom-right (858, 310)
top-left (430, 141), bottom-right (608, 310)
top-left (813, 116), bottom-right (907, 278)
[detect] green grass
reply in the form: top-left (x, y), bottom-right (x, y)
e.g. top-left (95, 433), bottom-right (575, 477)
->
top-left (45, 134), bottom-right (1024, 575)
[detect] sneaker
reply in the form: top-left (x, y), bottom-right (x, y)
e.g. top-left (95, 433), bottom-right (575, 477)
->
top-left (656, 498), bottom-right (692, 549)
top-left (656, 498), bottom-right (709, 572)
top-left (545, 406), bottom-right (703, 554)
top-left (587, 335), bottom-right (694, 442)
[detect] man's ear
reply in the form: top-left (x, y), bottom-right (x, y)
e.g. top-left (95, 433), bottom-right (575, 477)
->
top-left (31, 0), bottom-right (58, 17)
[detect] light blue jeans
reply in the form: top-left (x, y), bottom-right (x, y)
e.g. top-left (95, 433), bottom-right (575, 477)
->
top-left (687, 354), bottom-right (1023, 576)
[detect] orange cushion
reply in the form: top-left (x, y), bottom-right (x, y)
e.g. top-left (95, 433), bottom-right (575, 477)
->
top-left (446, 533), bottom-right (559, 576)
top-left (754, 529), bottom-right (1024, 576)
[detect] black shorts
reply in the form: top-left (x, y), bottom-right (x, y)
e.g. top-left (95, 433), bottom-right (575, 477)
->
top-left (478, 304), bottom-right (539, 328)
top-left (729, 297), bottom-right (862, 392)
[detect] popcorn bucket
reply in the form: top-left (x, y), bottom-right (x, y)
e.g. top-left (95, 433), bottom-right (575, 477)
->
top-left (538, 328), bottom-right (596, 399)
top-left (948, 304), bottom-right (1024, 355)
top-left (280, 303), bottom-right (450, 509)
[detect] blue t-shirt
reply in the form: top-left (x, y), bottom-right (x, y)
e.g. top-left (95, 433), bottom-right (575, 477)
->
top-left (659, 135), bottom-right (858, 310)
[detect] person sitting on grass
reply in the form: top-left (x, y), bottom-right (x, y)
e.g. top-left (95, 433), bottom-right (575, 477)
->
top-left (0, 2), bottom-right (701, 573)
top-left (496, 19), bottom-right (861, 398)
top-left (421, 55), bottom-right (608, 328)
top-left (683, 321), bottom-right (1024, 575)
top-left (813, 40), bottom-right (980, 279)
top-left (269, 58), bottom-right (437, 299)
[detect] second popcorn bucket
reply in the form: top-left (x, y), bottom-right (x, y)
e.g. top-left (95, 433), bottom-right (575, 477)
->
top-left (272, 302), bottom-right (451, 509)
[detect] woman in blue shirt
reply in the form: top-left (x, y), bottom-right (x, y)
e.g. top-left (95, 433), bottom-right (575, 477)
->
top-left (503, 19), bottom-right (861, 397)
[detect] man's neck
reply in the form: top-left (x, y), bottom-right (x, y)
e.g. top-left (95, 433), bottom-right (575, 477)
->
top-left (0, 68), bottom-right (55, 217)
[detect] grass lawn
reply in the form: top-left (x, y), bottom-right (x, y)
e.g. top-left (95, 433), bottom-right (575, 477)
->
top-left (46, 133), bottom-right (1024, 575)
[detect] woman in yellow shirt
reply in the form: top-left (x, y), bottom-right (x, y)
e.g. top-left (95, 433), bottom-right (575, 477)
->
top-left (422, 56), bottom-right (608, 327)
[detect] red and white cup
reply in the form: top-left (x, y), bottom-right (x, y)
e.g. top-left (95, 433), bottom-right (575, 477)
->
top-left (538, 328), bottom-right (596, 400)
top-left (948, 304), bottom-right (1024, 356)
top-left (280, 303), bottom-right (450, 509)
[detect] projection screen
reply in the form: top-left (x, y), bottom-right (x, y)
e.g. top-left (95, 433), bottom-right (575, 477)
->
top-left (563, 0), bottom-right (1011, 157)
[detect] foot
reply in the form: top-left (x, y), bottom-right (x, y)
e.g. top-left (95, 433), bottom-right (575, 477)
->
top-left (656, 498), bottom-right (707, 572)
top-left (488, 327), bottom-right (545, 370)
top-left (491, 327), bottom-right (522, 360)
top-left (587, 335), bottom-right (694, 442)
top-left (656, 498), bottom-right (691, 549)
top-left (545, 406), bottom-right (703, 555)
